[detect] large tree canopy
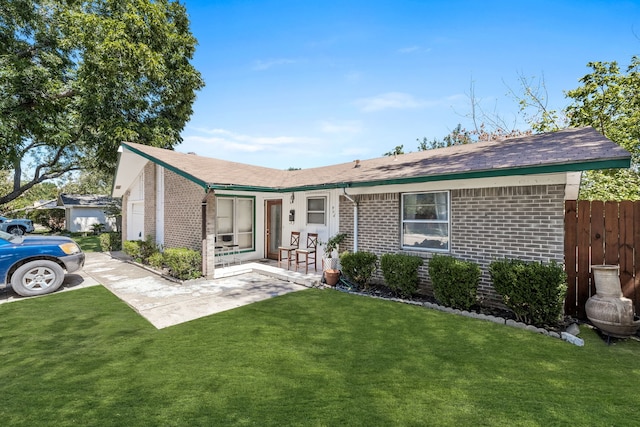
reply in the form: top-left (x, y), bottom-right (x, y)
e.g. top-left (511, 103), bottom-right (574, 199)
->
top-left (0, 0), bottom-right (204, 204)
top-left (565, 57), bottom-right (640, 200)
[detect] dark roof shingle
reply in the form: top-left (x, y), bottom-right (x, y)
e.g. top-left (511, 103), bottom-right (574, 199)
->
top-left (121, 126), bottom-right (630, 191)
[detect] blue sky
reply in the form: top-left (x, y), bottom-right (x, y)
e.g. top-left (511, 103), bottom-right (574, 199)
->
top-left (177, 0), bottom-right (640, 169)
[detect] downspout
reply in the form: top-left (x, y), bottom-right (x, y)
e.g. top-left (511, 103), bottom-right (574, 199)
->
top-left (342, 188), bottom-right (358, 252)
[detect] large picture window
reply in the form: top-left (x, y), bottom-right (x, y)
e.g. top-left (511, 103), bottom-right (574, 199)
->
top-left (401, 191), bottom-right (449, 252)
top-left (306, 196), bottom-right (326, 225)
top-left (216, 196), bottom-right (254, 251)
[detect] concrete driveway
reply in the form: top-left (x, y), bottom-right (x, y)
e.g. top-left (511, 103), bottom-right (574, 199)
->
top-left (2, 252), bottom-right (320, 329)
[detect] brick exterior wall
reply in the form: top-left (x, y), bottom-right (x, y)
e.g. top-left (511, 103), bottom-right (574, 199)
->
top-left (163, 169), bottom-right (205, 251)
top-left (339, 184), bottom-right (565, 306)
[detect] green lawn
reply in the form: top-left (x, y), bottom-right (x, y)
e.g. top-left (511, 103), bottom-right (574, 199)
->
top-left (1, 287), bottom-right (638, 426)
top-left (71, 234), bottom-right (101, 252)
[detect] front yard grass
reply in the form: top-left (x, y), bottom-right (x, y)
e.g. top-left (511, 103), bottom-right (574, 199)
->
top-left (70, 234), bottom-right (101, 252)
top-left (0, 286), bottom-right (638, 426)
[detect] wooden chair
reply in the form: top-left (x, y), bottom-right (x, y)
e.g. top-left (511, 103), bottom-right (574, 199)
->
top-left (296, 233), bottom-right (318, 274)
top-left (278, 231), bottom-right (300, 269)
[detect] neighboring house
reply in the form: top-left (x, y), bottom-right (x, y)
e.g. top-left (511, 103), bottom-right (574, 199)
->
top-left (58, 194), bottom-right (117, 233)
top-left (112, 127), bottom-right (631, 304)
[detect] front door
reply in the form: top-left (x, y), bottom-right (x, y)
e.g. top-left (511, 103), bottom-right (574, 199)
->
top-left (265, 200), bottom-right (282, 260)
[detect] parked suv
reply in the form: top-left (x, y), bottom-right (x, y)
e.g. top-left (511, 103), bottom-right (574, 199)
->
top-left (0, 230), bottom-right (85, 296)
top-left (0, 216), bottom-right (35, 235)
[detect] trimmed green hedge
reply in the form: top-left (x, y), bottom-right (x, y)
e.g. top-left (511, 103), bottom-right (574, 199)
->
top-left (99, 232), bottom-right (122, 252)
top-left (380, 253), bottom-right (423, 298)
top-left (123, 236), bottom-right (158, 264)
top-left (489, 259), bottom-right (567, 327)
top-left (163, 248), bottom-right (202, 280)
top-left (428, 254), bottom-right (480, 311)
top-left (339, 251), bottom-right (378, 290)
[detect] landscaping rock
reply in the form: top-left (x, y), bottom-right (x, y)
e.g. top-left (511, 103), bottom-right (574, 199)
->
top-left (506, 319), bottom-right (527, 329)
top-left (565, 323), bottom-right (581, 336)
top-left (561, 332), bottom-right (584, 347)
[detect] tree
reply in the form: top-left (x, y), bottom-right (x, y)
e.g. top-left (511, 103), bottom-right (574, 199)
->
top-left (59, 169), bottom-right (113, 195)
top-left (383, 145), bottom-right (404, 156)
top-left (565, 57), bottom-right (640, 200)
top-left (0, 0), bottom-right (204, 205)
top-left (508, 73), bottom-right (567, 133)
top-left (417, 124), bottom-right (473, 150)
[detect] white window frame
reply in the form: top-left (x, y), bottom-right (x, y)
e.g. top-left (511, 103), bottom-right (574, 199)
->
top-left (306, 196), bottom-right (327, 225)
top-left (401, 191), bottom-right (450, 252)
top-left (216, 196), bottom-right (255, 251)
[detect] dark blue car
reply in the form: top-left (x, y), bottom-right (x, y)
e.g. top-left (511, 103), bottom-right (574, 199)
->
top-left (0, 230), bottom-right (85, 297)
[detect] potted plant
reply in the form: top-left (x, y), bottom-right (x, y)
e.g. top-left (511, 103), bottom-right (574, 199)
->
top-left (324, 268), bottom-right (341, 287)
top-left (320, 232), bottom-right (347, 271)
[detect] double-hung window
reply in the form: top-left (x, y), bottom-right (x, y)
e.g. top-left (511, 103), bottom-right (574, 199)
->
top-left (216, 196), bottom-right (254, 251)
top-left (401, 191), bottom-right (450, 252)
top-left (306, 196), bottom-right (326, 225)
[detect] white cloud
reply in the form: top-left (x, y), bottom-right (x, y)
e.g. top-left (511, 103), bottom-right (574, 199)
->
top-left (318, 120), bottom-right (363, 134)
top-left (354, 92), bottom-right (428, 112)
top-left (183, 128), bottom-right (320, 153)
top-left (252, 58), bottom-right (297, 70)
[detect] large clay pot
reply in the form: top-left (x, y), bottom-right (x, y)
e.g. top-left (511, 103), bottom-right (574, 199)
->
top-left (585, 265), bottom-right (640, 338)
top-left (324, 269), bottom-right (340, 287)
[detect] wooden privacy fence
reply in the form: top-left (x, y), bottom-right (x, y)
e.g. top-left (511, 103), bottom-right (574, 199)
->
top-left (564, 200), bottom-right (640, 318)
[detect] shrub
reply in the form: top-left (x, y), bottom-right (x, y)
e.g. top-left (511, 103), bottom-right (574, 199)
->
top-left (91, 223), bottom-right (105, 235)
top-left (122, 240), bottom-right (140, 260)
top-left (30, 209), bottom-right (65, 232)
top-left (380, 253), bottom-right (423, 298)
top-left (100, 232), bottom-right (122, 252)
top-left (163, 248), bottom-right (202, 280)
top-left (428, 254), bottom-right (480, 310)
top-left (489, 259), bottom-right (567, 327)
top-left (148, 252), bottom-right (165, 270)
top-left (123, 236), bottom-right (158, 263)
top-left (339, 251), bottom-right (378, 290)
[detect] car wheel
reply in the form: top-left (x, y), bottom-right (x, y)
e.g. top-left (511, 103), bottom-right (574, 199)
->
top-left (7, 226), bottom-right (25, 236)
top-left (10, 260), bottom-right (65, 296)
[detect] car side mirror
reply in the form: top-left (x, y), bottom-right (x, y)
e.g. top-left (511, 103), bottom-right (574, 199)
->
top-left (10, 235), bottom-right (24, 244)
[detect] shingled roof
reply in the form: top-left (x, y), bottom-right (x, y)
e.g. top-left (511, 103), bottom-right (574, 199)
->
top-left (115, 126), bottom-right (630, 194)
top-left (59, 194), bottom-right (115, 207)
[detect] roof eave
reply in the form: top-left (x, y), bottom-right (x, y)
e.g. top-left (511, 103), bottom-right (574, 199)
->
top-left (120, 142), bottom-right (209, 192)
top-left (281, 157), bottom-right (632, 192)
top-left (119, 141), bottom-right (630, 194)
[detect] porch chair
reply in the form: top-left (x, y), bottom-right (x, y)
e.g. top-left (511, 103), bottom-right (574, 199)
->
top-left (278, 231), bottom-right (300, 269)
top-left (295, 233), bottom-right (318, 274)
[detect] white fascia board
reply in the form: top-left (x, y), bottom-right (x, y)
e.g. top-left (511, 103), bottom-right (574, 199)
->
top-left (112, 146), bottom-right (149, 198)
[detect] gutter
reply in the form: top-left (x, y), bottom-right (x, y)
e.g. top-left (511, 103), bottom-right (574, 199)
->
top-left (342, 188), bottom-right (358, 253)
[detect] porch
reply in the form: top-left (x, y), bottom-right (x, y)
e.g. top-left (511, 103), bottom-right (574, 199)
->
top-left (213, 258), bottom-right (324, 288)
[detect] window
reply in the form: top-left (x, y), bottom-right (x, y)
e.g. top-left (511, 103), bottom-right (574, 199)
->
top-left (306, 196), bottom-right (326, 225)
top-left (401, 191), bottom-right (449, 252)
top-left (216, 196), bottom-right (254, 251)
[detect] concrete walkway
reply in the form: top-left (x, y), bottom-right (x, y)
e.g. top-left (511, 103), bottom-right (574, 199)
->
top-left (2, 252), bottom-right (321, 329)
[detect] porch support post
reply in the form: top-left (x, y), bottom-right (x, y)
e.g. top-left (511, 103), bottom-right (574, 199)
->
top-left (202, 189), bottom-right (217, 278)
top-left (343, 188), bottom-right (358, 252)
